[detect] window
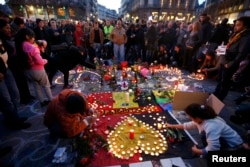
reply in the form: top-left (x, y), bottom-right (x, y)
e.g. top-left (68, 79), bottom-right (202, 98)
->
top-left (153, 0), bottom-right (159, 6)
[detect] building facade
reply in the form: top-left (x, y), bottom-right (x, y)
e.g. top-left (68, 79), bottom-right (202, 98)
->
top-left (122, 0), bottom-right (198, 23)
top-left (6, 0), bottom-right (98, 20)
top-left (97, 4), bottom-right (118, 21)
top-left (203, 0), bottom-right (250, 23)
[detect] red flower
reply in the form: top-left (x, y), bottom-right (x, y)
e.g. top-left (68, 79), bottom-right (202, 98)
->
top-left (104, 74), bottom-right (111, 81)
top-left (80, 157), bottom-right (89, 165)
top-left (168, 137), bottom-right (175, 143)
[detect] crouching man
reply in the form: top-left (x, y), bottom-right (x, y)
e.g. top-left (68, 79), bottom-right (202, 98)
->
top-left (44, 89), bottom-right (96, 138)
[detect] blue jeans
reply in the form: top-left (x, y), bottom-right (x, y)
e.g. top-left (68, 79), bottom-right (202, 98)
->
top-left (113, 43), bottom-right (125, 63)
top-left (0, 69), bottom-right (20, 121)
top-left (93, 43), bottom-right (102, 58)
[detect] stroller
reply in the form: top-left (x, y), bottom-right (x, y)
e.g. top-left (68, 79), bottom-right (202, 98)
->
top-left (100, 41), bottom-right (114, 65)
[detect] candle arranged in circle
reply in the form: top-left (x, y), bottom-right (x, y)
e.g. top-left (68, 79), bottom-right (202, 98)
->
top-left (128, 120), bottom-right (134, 126)
top-left (129, 129), bottom-right (135, 139)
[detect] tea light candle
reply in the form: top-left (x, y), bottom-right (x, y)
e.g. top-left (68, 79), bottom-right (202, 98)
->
top-left (128, 89), bottom-right (133, 93)
top-left (129, 129), bottom-right (135, 139)
top-left (157, 123), bottom-right (162, 130)
top-left (128, 120), bottom-right (133, 126)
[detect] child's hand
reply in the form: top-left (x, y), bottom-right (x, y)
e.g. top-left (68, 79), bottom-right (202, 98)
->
top-left (85, 116), bottom-right (97, 125)
top-left (192, 145), bottom-right (202, 155)
top-left (165, 123), bottom-right (173, 128)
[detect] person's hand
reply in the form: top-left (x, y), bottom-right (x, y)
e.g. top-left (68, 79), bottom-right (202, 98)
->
top-left (165, 123), bottom-right (174, 128)
top-left (85, 116), bottom-right (96, 125)
top-left (224, 64), bottom-right (229, 68)
top-left (192, 145), bottom-right (201, 155)
top-left (88, 108), bottom-right (100, 118)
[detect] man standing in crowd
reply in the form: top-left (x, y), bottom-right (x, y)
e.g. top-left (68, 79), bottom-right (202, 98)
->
top-left (103, 19), bottom-right (114, 44)
top-left (89, 21), bottom-right (104, 59)
top-left (214, 16), bottom-right (250, 101)
top-left (110, 20), bottom-right (127, 63)
top-left (145, 20), bottom-right (157, 63)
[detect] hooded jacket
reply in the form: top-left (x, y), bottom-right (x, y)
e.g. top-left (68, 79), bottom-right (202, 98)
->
top-left (44, 89), bottom-right (90, 138)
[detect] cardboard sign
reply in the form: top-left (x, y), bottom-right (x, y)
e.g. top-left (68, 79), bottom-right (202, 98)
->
top-left (172, 91), bottom-right (224, 115)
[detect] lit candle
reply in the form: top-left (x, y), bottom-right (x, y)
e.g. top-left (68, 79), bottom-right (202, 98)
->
top-left (129, 129), bottom-right (135, 139)
top-left (125, 92), bottom-right (129, 104)
top-left (128, 120), bottom-right (133, 126)
top-left (157, 123), bottom-right (162, 130)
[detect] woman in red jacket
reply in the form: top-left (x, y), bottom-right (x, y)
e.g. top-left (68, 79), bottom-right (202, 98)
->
top-left (74, 24), bottom-right (84, 47)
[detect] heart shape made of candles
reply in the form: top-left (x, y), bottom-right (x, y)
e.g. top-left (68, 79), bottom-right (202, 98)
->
top-left (107, 116), bottom-right (168, 159)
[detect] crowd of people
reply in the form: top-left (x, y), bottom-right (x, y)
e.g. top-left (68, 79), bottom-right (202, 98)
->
top-left (1, 9), bottom-right (250, 159)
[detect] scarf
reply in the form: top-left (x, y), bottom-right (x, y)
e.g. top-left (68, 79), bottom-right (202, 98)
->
top-left (227, 28), bottom-right (248, 49)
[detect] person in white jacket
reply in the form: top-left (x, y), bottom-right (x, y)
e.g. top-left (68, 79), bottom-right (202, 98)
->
top-left (165, 103), bottom-right (249, 156)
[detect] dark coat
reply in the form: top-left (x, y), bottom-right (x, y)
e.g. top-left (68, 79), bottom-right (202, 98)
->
top-left (0, 56), bottom-right (6, 75)
top-left (47, 46), bottom-right (95, 86)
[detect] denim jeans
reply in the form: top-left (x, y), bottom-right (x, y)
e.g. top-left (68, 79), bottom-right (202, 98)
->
top-left (93, 43), bottom-right (102, 58)
top-left (105, 59), bottom-right (113, 66)
top-left (0, 69), bottom-right (20, 121)
top-left (113, 43), bottom-right (125, 63)
top-left (25, 69), bottom-right (53, 103)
